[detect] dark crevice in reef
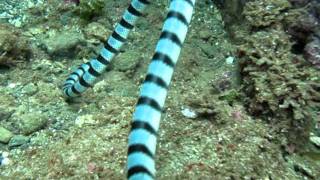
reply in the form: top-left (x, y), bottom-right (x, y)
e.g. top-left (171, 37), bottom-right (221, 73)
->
top-left (0, 64), bottom-right (10, 71)
top-left (291, 41), bottom-right (306, 54)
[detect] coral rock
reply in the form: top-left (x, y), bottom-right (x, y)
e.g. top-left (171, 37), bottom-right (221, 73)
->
top-left (0, 24), bottom-right (31, 67)
top-left (304, 36), bottom-right (320, 68)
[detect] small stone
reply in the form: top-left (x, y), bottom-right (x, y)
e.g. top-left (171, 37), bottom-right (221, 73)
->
top-left (21, 83), bottom-right (38, 96)
top-left (17, 113), bottom-right (47, 135)
top-left (114, 50), bottom-right (141, 72)
top-left (181, 107), bottom-right (197, 119)
top-left (199, 43), bottom-right (216, 58)
top-left (0, 152), bottom-right (10, 166)
top-left (8, 83), bottom-right (18, 88)
top-left (75, 114), bottom-right (96, 127)
top-left (42, 30), bottom-right (86, 58)
top-left (83, 22), bottom-right (111, 43)
top-left (0, 107), bottom-right (14, 121)
top-left (8, 135), bottom-right (30, 148)
top-left (9, 18), bottom-right (22, 27)
top-left (28, 27), bottom-right (45, 35)
top-left (0, 126), bottom-right (14, 143)
top-left (226, 56), bottom-right (235, 64)
top-left (310, 135), bottom-right (320, 147)
top-left (199, 30), bottom-right (212, 40)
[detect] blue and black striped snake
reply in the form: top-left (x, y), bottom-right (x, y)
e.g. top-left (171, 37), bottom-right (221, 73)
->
top-left (63, 0), bottom-right (196, 179)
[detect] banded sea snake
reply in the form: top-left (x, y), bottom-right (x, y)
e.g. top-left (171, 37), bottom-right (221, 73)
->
top-left (63, 0), bottom-right (196, 179)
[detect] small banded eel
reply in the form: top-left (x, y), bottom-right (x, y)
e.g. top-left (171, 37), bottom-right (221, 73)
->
top-left (63, 0), bottom-right (196, 179)
top-left (63, 0), bottom-right (150, 97)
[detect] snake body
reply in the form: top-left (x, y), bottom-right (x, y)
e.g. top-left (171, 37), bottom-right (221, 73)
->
top-left (63, 1), bottom-right (196, 179)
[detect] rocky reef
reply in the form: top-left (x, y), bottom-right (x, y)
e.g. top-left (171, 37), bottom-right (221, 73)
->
top-left (216, 0), bottom-right (320, 151)
top-left (287, 0), bottom-right (320, 68)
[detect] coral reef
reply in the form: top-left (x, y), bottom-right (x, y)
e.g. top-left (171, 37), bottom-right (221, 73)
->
top-left (224, 0), bottom-right (320, 150)
top-left (238, 28), bottom-right (319, 148)
top-left (213, 0), bottom-right (320, 152)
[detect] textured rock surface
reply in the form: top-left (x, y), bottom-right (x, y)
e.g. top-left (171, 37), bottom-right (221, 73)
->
top-left (0, 127), bottom-right (13, 144)
top-left (42, 30), bottom-right (86, 58)
top-left (0, 24), bottom-right (31, 67)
